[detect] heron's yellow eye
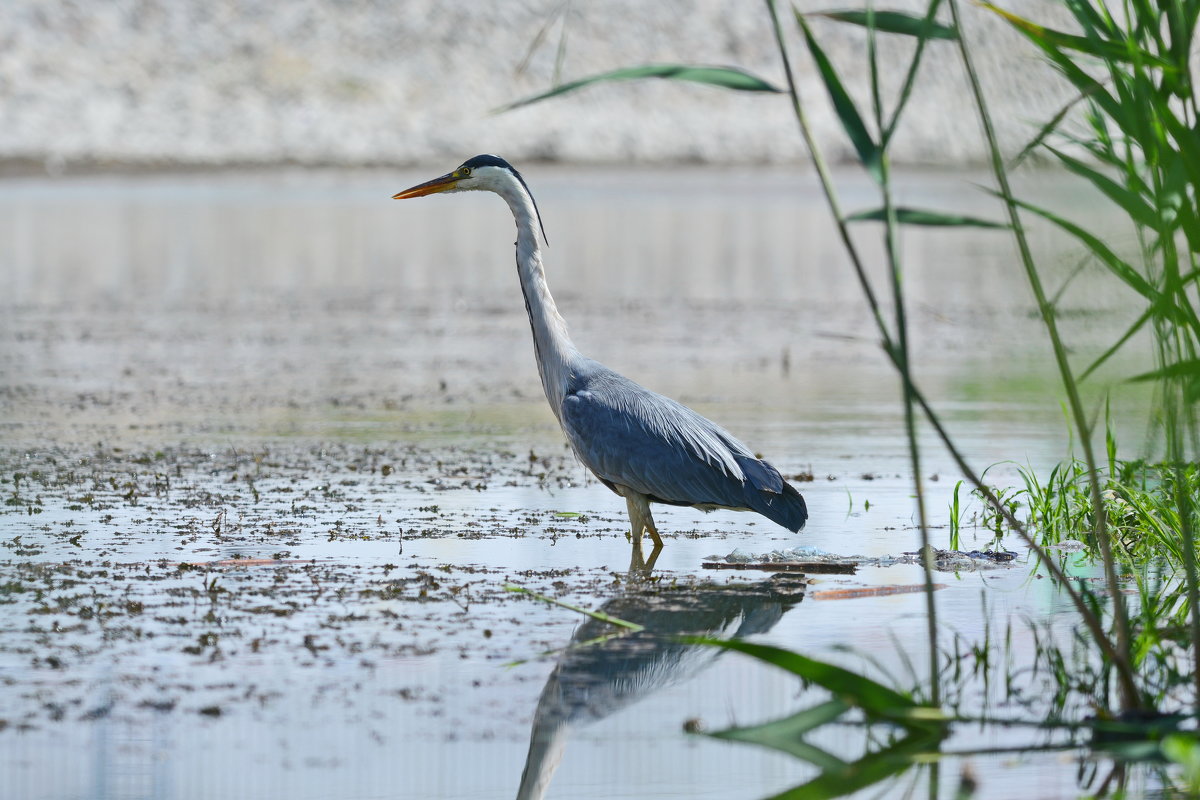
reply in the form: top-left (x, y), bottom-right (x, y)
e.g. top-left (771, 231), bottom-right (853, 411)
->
top-left (459, 167), bottom-right (472, 177)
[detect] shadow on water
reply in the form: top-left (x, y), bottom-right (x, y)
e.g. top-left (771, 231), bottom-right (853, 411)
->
top-left (516, 572), bottom-right (809, 800)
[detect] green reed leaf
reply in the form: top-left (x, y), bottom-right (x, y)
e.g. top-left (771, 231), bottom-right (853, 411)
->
top-left (1127, 359), bottom-right (1200, 384)
top-left (794, 7), bottom-right (882, 183)
top-left (979, 2), bottom-right (1174, 70)
top-left (1080, 307), bottom-right (1153, 381)
top-left (685, 637), bottom-right (929, 722)
top-left (990, 191), bottom-right (1160, 304)
top-left (707, 698), bottom-right (851, 767)
top-left (1046, 146), bottom-right (1161, 231)
top-left (504, 584), bottom-right (644, 630)
top-left (1010, 86), bottom-right (1099, 169)
top-left (812, 9), bottom-right (957, 40)
top-left (847, 206), bottom-right (1007, 228)
top-left (764, 729), bottom-right (945, 800)
top-left (495, 64), bottom-right (782, 112)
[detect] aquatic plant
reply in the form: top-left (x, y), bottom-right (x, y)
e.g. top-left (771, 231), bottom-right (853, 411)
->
top-left (976, 0), bottom-right (1200, 716)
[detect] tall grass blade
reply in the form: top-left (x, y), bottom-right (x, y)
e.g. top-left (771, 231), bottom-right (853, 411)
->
top-left (1080, 308), bottom-right (1152, 381)
top-left (1128, 360), bottom-right (1200, 401)
top-left (982, 10), bottom-right (1124, 125)
top-left (1060, 0), bottom-right (1118, 39)
top-left (846, 206), bottom-right (1006, 227)
top-left (1158, 111), bottom-right (1200, 246)
top-left (1104, 397), bottom-right (1117, 477)
top-left (707, 698), bottom-right (851, 767)
top-left (514, 1), bottom-right (568, 78)
top-left (552, 0), bottom-right (570, 85)
top-left (865, 6), bottom-right (942, 718)
top-left (503, 584), bottom-right (645, 630)
top-left (794, 7), bottom-right (883, 183)
top-left (1009, 87), bottom-right (1099, 169)
top-left (686, 637), bottom-right (929, 721)
top-left (978, 2), bottom-right (1174, 69)
top-left (765, 730), bottom-right (944, 800)
top-left (1046, 146), bottom-right (1160, 231)
top-left (1126, 360), bottom-right (1200, 383)
top-left (949, 479), bottom-right (964, 550)
top-left (882, 0), bottom-right (951, 143)
top-left (812, 9), bottom-right (956, 39)
top-left (494, 64), bottom-right (782, 112)
top-left (988, 191), bottom-right (1161, 304)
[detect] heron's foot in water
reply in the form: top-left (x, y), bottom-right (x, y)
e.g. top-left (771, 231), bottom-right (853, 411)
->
top-left (628, 522), bottom-right (663, 548)
top-left (631, 520), bottom-right (663, 548)
top-left (618, 487), bottom-right (663, 548)
top-left (628, 542), bottom-right (663, 576)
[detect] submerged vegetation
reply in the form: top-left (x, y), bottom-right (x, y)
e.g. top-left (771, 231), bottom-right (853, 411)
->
top-left (505, 0), bottom-right (1200, 795)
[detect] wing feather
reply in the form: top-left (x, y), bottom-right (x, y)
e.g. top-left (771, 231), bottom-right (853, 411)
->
top-left (560, 366), bottom-right (778, 511)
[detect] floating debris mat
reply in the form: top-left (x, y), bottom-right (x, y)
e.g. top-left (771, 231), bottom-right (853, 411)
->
top-left (808, 583), bottom-right (947, 601)
top-left (704, 545), bottom-right (1020, 573)
top-left (702, 561), bottom-right (857, 574)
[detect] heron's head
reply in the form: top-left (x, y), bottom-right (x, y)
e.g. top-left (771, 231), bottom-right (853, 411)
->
top-left (392, 154), bottom-right (526, 199)
top-left (393, 154), bottom-right (548, 243)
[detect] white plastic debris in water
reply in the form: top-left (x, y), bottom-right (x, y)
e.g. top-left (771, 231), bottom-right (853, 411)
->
top-left (719, 545), bottom-right (833, 563)
top-left (785, 546), bottom-right (831, 558)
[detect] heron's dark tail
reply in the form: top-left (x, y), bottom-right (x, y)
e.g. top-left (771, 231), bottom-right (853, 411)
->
top-left (736, 456), bottom-right (808, 532)
top-left (755, 480), bottom-right (808, 532)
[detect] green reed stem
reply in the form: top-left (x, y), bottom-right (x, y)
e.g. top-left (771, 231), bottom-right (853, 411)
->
top-left (883, 0), bottom-right (946, 145)
top-left (767, 6), bottom-right (943, 706)
top-left (867, 0), bottom-right (939, 706)
top-left (948, 0), bottom-right (1139, 711)
top-left (1153, 137), bottom-right (1200, 716)
top-left (1152, 76), bottom-right (1200, 712)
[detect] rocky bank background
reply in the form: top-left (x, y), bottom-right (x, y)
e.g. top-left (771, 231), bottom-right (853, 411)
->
top-left (0, 0), bottom-right (1075, 169)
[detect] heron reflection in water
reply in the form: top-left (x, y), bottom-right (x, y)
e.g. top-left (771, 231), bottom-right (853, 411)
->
top-left (514, 576), bottom-right (808, 799)
top-left (394, 157), bottom-right (808, 551)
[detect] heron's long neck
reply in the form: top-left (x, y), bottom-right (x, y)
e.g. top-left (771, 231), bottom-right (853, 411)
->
top-left (499, 182), bottom-right (578, 416)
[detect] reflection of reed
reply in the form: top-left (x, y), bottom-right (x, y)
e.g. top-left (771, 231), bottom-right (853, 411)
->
top-left (515, 576), bottom-right (807, 800)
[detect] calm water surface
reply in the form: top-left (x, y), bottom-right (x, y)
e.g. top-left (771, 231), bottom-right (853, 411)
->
top-left (0, 166), bottom-right (1159, 799)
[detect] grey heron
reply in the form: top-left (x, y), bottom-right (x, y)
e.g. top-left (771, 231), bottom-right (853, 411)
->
top-left (393, 155), bottom-right (807, 547)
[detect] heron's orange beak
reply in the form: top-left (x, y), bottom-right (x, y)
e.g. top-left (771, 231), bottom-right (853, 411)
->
top-left (392, 172), bottom-right (459, 199)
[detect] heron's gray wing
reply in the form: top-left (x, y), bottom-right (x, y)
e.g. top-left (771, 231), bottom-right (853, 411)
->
top-left (559, 369), bottom-right (782, 508)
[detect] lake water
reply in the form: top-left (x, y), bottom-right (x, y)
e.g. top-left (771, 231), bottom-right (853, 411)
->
top-left (0, 166), bottom-right (1161, 799)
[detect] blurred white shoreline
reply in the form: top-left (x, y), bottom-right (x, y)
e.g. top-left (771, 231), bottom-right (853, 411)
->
top-left (2, 1), bottom-right (1079, 169)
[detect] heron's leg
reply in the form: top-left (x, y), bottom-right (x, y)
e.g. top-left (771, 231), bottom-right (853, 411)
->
top-left (643, 510), bottom-right (663, 548)
top-left (618, 487), bottom-right (663, 548)
top-left (622, 494), bottom-right (643, 544)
